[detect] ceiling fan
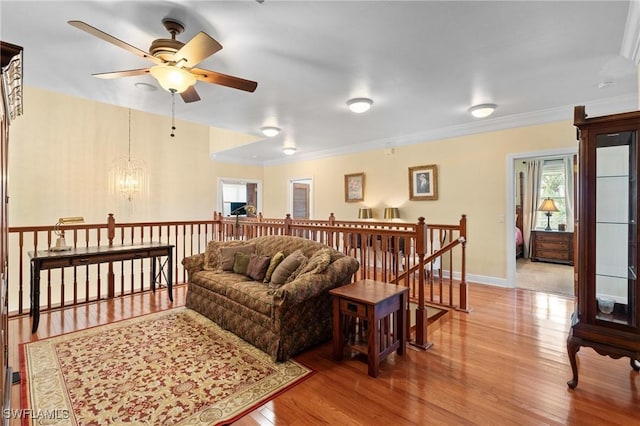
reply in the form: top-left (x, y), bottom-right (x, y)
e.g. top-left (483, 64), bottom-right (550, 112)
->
top-left (68, 19), bottom-right (257, 103)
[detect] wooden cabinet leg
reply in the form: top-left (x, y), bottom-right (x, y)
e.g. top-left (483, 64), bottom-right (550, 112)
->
top-left (567, 336), bottom-right (580, 389)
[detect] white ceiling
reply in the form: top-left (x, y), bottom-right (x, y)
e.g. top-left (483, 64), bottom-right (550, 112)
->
top-left (1, 1), bottom-right (639, 165)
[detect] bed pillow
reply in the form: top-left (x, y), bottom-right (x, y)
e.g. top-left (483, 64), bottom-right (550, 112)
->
top-left (246, 254), bottom-right (271, 281)
top-left (219, 244), bottom-right (256, 271)
top-left (263, 251), bottom-right (285, 283)
top-left (232, 252), bottom-right (251, 275)
top-left (270, 250), bottom-right (307, 286)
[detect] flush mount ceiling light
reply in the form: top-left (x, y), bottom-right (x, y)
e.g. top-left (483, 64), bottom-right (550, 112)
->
top-left (134, 82), bottom-right (157, 91)
top-left (282, 146), bottom-right (296, 155)
top-left (261, 126), bottom-right (281, 137)
top-left (347, 97), bottom-right (373, 113)
top-left (469, 103), bottom-right (497, 118)
top-left (282, 140), bottom-right (296, 155)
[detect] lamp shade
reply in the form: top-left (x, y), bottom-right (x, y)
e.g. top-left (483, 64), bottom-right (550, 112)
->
top-left (149, 65), bottom-right (196, 93)
top-left (538, 197), bottom-right (559, 212)
top-left (384, 207), bottom-right (400, 219)
top-left (358, 208), bottom-right (373, 219)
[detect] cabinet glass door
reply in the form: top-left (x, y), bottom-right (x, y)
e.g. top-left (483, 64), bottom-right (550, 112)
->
top-left (595, 131), bottom-right (637, 325)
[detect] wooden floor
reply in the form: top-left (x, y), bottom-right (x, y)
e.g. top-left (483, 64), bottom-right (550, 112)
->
top-left (9, 283), bottom-right (640, 425)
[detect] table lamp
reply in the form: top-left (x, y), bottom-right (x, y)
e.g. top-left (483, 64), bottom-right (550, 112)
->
top-left (384, 207), bottom-right (400, 219)
top-left (358, 208), bottom-right (373, 219)
top-left (52, 216), bottom-right (84, 251)
top-left (538, 198), bottom-right (559, 231)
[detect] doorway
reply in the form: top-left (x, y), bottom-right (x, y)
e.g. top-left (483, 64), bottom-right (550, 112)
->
top-left (506, 147), bottom-right (577, 295)
top-left (218, 178), bottom-right (262, 217)
top-left (289, 178), bottom-right (313, 219)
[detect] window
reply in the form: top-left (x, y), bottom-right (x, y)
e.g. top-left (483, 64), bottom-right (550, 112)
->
top-left (536, 159), bottom-right (567, 229)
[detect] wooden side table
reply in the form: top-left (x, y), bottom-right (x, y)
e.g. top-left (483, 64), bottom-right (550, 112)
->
top-left (329, 279), bottom-right (409, 377)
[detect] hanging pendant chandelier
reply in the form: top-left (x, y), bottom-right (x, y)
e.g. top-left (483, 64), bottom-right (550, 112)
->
top-left (108, 109), bottom-right (149, 212)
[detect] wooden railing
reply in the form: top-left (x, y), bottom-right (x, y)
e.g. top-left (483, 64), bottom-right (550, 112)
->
top-left (8, 212), bottom-right (467, 348)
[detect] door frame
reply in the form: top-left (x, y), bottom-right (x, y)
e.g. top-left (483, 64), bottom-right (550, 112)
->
top-left (505, 146), bottom-right (577, 288)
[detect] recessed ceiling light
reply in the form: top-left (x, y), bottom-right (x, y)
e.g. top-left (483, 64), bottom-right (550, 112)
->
top-left (261, 126), bottom-right (281, 137)
top-left (347, 98), bottom-right (373, 113)
top-left (134, 82), bottom-right (157, 91)
top-left (469, 103), bottom-right (497, 118)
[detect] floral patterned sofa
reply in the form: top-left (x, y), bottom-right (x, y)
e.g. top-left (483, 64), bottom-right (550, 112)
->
top-left (182, 235), bottom-right (359, 361)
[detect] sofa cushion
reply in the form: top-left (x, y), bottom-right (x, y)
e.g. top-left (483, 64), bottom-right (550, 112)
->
top-left (224, 281), bottom-right (276, 317)
top-left (233, 252), bottom-right (251, 275)
top-left (271, 249), bottom-right (307, 285)
top-left (246, 254), bottom-right (271, 281)
top-left (191, 270), bottom-right (252, 294)
top-left (220, 244), bottom-right (256, 271)
top-left (263, 251), bottom-right (285, 283)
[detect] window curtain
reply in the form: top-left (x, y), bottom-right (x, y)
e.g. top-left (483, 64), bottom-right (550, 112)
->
top-left (523, 160), bottom-right (543, 258)
top-left (564, 156), bottom-right (575, 231)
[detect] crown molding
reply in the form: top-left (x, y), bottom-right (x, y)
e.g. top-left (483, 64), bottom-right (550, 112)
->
top-left (621, 0), bottom-right (640, 64)
top-left (260, 93), bottom-right (638, 167)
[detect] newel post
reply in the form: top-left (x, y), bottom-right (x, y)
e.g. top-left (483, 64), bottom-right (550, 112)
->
top-left (107, 213), bottom-right (115, 246)
top-left (285, 214), bottom-right (292, 236)
top-left (411, 216), bottom-right (432, 350)
top-left (459, 214), bottom-right (470, 312)
top-left (328, 213), bottom-right (336, 247)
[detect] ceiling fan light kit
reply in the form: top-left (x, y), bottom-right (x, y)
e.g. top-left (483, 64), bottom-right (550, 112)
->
top-left (347, 97), bottom-right (373, 113)
top-left (68, 19), bottom-right (257, 103)
top-left (469, 103), bottom-right (497, 118)
top-left (149, 64), bottom-right (196, 93)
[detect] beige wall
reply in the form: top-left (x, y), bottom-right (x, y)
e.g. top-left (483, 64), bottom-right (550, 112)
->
top-left (264, 121), bottom-right (576, 280)
top-left (9, 86), bottom-right (263, 226)
top-left (9, 86), bottom-right (576, 283)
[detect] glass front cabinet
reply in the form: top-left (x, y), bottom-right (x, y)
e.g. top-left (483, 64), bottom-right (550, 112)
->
top-left (567, 106), bottom-right (640, 389)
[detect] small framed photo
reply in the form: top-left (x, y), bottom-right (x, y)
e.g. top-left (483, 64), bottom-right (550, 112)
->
top-left (409, 164), bottom-right (438, 201)
top-left (344, 172), bottom-right (365, 202)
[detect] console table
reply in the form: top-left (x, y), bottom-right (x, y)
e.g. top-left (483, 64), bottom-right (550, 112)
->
top-left (330, 279), bottom-right (408, 377)
top-left (29, 243), bottom-right (174, 333)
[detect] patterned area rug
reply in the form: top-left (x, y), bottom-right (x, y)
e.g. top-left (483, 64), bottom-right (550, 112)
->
top-left (20, 308), bottom-right (314, 425)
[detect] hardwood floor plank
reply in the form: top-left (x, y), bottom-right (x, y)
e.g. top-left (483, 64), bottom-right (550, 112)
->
top-left (7, 283), bottom-right (639, 425)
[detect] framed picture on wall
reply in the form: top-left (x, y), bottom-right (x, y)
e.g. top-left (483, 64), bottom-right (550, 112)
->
top-left (409, 164), bottom-right (438, 201)
top-left (344, 172), bottom-right (365, 202)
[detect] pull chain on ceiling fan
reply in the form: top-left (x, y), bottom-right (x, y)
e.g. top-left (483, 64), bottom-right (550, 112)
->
top-left (68, 18), bottom-right (258, 104)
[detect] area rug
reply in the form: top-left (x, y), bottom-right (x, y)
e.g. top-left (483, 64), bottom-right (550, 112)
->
top-left (20, 308), bottom-right (314, 425)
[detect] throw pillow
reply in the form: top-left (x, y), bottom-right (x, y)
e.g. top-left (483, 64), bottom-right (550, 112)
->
top-left (263, 251), bottom-right (285, 283)
top-left (203, 240), bottom-right (249, 271)
top-left (203, 241), bottom-right (221, 271)
top-left (270, 249), bottom-right (307, 285)
top-left (219, 244), bottom-right (256, 271)
top-left (299, 248), bottom-right (332, 276)
top-left (233, 252), bottom-right (251, 275)
top-left (246, 254), bottom-right (271, 281)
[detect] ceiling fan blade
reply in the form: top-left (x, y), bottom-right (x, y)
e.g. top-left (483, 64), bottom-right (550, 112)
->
top-left (180, 86), bottom-right (201, 103)
top-left (68, 20), bottom-right (161, 65)
top-left (190, 67), bottom-right (257, 92)
top-left (92, 68), bottom-right (150, 79)
top-left (174, 32), bottom-right (222, 68)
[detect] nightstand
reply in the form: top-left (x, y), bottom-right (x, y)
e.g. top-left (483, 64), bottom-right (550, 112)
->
top-left (530, 230), bottom-right (574, 265)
